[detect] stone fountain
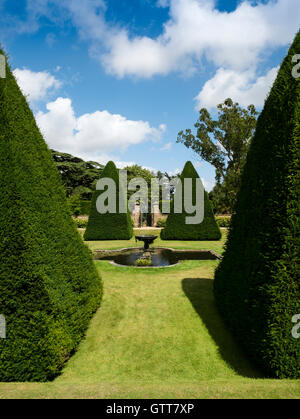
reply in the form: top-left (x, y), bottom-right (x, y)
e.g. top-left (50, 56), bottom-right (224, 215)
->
top-left (135, 234), bottom-right (158, 250)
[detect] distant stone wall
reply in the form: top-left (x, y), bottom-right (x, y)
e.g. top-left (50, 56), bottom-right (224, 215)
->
top-left (132, 204), bottom-right (140, 227)
top-left (152, 203), bottom-right (164, 227)
top-left (131, 203), bottom-right (166, 227)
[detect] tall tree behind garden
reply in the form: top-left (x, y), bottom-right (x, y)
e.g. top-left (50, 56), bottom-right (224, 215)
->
top-left (52, 150), bottom-right (103, 199)
top-left (177, 98), bottom-right (258, 213)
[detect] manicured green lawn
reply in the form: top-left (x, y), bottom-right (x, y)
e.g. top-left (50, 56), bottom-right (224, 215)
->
top-left (0, 230), bottom-right (299, 399)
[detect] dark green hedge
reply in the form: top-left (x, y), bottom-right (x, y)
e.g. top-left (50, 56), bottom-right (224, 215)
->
top-left (214, 31), bottom-right (300, 378)
top-left (80, 200), bottom-right (91, 215)
top-left (161, 161), bottom-right (221, 240)
top-left (84, 161), bottom-right (133, 240)
top-left (0, 49), bottom-right (102, 382)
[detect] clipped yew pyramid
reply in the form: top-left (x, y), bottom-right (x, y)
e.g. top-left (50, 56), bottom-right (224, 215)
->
top-left (0, 49), bottom-right (102, 382)
top-left (84, 161), bottom-right (133, 240)
top-left (214, 31), bottom-right (300, 378)
top-left (161, 161), bottom-right (221, 240)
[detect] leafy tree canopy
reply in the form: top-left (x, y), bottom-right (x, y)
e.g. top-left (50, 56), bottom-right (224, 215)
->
top-left (52, 150), bottom-right (104, 199)
top-left (177, 98), bottom-right (258, 212)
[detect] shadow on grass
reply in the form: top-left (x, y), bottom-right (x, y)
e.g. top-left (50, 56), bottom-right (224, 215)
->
top-left (182, 278), bottom-right (263, 379)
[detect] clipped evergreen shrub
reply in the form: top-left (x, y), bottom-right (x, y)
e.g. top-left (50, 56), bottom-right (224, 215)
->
top-left (80, 200), bottom-right (91, 215)
top-left (214, 31), bottom-right (300, 378)
top-left (0, 49), bottom-right (102, 382)
top-left (161, 161), bottom-right (221, 240)
top-left (84, 161), bottom-right (133, 240)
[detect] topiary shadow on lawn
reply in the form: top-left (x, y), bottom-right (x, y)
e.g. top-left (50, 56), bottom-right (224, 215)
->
top-left (182, 278), bottom-right (263, 379)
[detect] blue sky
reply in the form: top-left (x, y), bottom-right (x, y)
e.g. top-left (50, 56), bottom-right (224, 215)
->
top-left (0, 0), bottom-right (298, 190)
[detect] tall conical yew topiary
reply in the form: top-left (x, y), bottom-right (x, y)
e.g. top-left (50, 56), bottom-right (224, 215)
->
top-left (161, 161), bottom-right (221, 240)
top-left (84, 161), bottom-right (133, 240)
top-left (214, 31), bottom-right (300, 378)
top-left (0, 49), bottom-right (102, 382)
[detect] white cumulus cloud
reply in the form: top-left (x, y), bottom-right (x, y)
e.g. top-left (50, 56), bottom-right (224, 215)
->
top-left (100, 0), bottom-right (299, 78)
top-left (13, 68), bottom-right (62, 102)
top-left (36, 97), bottom-right (166, 161)
top-left (22, 0), bottom-right (299, 79)
top-left (195, 66), bottom-right (279, 110)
